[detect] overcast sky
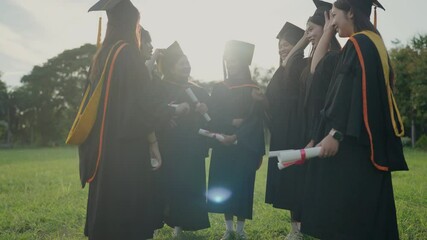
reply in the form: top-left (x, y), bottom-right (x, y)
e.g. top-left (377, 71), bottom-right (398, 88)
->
top-left (1, 0), bottom-right (426, 88)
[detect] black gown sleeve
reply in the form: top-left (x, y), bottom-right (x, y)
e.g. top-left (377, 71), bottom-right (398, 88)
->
top-left (308, 51), bottom-right (339, 140)
top-left (115, 46), bottom-right (174, 139)
top-left (322, 42), bottom-right (363, 138)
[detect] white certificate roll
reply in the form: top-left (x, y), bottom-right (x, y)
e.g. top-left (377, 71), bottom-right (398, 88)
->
top-left (271, 147), bottom-right (322, 170)
top-left (185, 88), bottom-right (211, 122)
top-left (277, 147), bottom-right (321, 163)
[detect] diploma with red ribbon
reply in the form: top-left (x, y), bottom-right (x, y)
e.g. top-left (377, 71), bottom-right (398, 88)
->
top-left (269, 147), bottom-right (322, 170)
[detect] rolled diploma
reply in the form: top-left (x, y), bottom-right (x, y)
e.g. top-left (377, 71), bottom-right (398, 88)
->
top-left (185, 88), bottom-right (211, 121)
top-left (272, 147), bottom-right (322, 170)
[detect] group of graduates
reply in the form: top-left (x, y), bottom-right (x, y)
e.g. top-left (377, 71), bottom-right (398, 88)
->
top-left (70, 0), bottom-right (409, 239)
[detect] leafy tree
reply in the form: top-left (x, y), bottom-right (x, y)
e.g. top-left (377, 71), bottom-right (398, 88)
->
top-left (252, 66), bottom-right (276, 91)
top-left (11, 44), bottom-right (97, 146)
top-left (390, 34), bottom-right (427, 144)
top-left (0, 72), bottom-right (7, 120)
top-left (0, 72), bottom-right (9, 144)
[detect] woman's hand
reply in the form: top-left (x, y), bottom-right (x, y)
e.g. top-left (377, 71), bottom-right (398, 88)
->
top-left (195, 102), bottom-right (208, 115)
top-left (151, 49), bottom-right (163, 61)
top-left (232, 118), bottom-right (244, 128)
top-left (149, 141), bottom-right (162, 171)
top-left (175, 102), bottom-right (190, 115)
top-left (316, 134), bottom-right (339, 158)
top-left (218, 134), bottom-right (237, 146)
top-left (305, 140), bottom-right (315, 148)
top-left (323, 10), bottom-right (337, 37)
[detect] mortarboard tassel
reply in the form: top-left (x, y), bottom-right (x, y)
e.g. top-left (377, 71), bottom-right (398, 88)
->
top-left (374, 6), bottom-right (378, 29)
top-left (97, 17), bottom-right (102, 49)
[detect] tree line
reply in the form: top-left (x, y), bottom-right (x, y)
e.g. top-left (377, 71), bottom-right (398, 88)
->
top-left (0, 35), bottom-right (426, 148)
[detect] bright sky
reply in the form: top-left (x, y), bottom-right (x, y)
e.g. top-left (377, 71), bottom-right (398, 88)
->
top-left (1, 0), bottom-right (426, 88)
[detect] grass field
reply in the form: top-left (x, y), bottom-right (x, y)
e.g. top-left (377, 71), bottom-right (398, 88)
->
top-left (0, 147), bottom-right (426, 240)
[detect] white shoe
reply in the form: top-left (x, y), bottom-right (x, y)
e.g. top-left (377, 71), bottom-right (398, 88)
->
top-left (173, 227), bottom-right (183, 239)
top-left (221, 230), bottom-right (234, 240)
top-left (284, 231), bottom-right (303, 240)
top-left (236, 231), bottom-right (247, 239)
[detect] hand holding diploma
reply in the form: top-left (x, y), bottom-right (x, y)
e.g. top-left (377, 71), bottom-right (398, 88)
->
top-left (219, 134), bottom-right (238, 146)
top-left (185, 88), bottom-right (211, 121)
top-left (170, 102), bottom-right (190, 115)
top-left (269, 147), bottom-right (322, 170)
top-left (198, 129), bottom-right (237, 145)
top-left (316, 133), bottom-right (339, 158)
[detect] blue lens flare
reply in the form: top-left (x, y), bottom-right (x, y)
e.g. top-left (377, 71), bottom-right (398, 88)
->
top-left (206, 187), bottom-right (232, 203)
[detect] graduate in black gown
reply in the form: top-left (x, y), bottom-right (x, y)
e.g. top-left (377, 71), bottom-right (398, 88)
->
top-left (263, 22), bottom-right (308, 239)
top-left (300, 1), bottom-right (408, 239)
top-left (139, 26), bottom-right (162, 82)
top-left (76, 1), bottom-right (189, 239)
top-left (155, 41), bottom-right (210, 237)
top-left (303, 0), bottom-right (341, 148)
top-left (207, 40), bottom-right (265, 240)
top-left (138, 25), bottom-right (167, 232)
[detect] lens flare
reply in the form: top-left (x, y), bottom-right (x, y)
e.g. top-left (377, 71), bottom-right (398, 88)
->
top-left (206, 187), bottom-right (232, 203)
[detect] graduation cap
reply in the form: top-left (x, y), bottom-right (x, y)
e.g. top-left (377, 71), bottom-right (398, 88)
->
top-left (346, 0), bottom-right (385, 17)
top-left (159, 41), bottom-right (186, 74)
top-left (88, 0), bottom-right (129, 12)
top-left (88, 0), bottom-right (139, 47)
top-left (223, 40), bottom-right (255, 66)
top-left (276, 22), bottom-right (305, 46)
top-left (309, 0), bottom-right (333, 26)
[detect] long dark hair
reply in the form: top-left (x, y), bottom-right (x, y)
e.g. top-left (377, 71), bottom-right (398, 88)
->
top-left (306, 20), bottom-right (341, 58)
top-left (89, 2), bottom-right (140, 82)
top-left (333, 0), bottom-right (380, 34)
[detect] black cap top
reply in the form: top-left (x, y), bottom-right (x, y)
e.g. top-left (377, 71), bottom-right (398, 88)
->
top-left (88, 0), bottom-right (129, 12)
top-left (223, 40), bottom-right (255, 66)
top-left (309, 0), bottom-right (333, 26)
top-left (165, 41), bottom-right (184, 57)
top-left (276, 22), bottom-right (305, 45)
top-left (159, 41), bottom-right (186, 73)
top-left (346, 0), bottom-right (385, 17)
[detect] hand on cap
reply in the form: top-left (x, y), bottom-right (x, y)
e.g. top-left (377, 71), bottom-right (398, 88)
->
top-left (324, 10), bottom-right (336, 36)
top-left (151, 49), bottom-right (164, 61)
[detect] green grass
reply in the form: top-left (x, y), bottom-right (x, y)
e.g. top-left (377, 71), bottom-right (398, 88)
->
top-left (0, 147), bottom-right (426, 239)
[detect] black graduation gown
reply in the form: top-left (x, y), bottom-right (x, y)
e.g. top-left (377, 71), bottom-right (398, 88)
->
top-left (207, 81), bottom-right (265, 220)
top-left (154, 79), bottom-right (210, 231)
top-left (264, 51), bottom-right (309, 214)
top-left (300, 51), bottom-right (339, 223)
top-left (301, 34), bottom-right (408, 240)
top-left (78, 43), bottom-right (174, 240)
top-left (303, 51), bottom-right (340, 142)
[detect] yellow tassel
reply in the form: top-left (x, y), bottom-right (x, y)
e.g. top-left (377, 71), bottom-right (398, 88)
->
top-left (97, 17), bottom-right (102, 49)
top-left (374, 7), bottom-right (378, 29)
